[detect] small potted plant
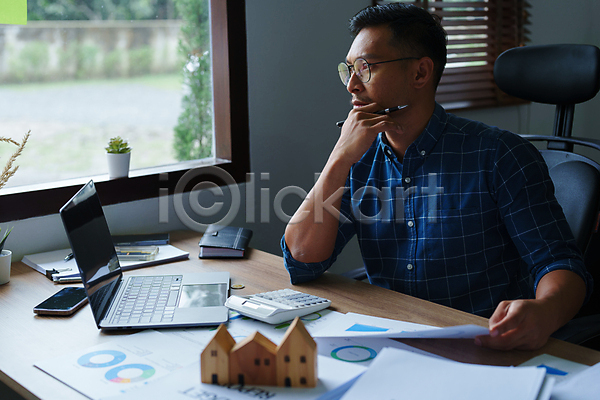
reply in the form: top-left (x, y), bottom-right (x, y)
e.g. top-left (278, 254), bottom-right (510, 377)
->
top-left (105, 136), bottom-right (131, 179)
top-left (0, 226), bottom-right (12, 285)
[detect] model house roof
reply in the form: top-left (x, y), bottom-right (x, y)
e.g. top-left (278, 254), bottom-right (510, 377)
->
top-left (278, 316), bottom-right (317, 351)
top-left (208, 324), bottom-right (235, 352)
top-left (231, 330), bottom-right (277, 355)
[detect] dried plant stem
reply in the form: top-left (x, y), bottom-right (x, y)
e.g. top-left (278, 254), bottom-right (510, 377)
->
top-left (0, 131), bottom-right (30, 189)
top-left (0, 137), bottom-right (19, 146)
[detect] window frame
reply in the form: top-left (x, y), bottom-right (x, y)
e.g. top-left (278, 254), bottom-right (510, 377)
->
top-left (373, 0), bottom-right (529, 111)
top-left (0, 0), bottom-right (249, 223)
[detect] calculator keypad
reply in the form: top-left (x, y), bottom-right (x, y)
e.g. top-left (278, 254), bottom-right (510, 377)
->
top-left (251, 289), bottom-right (329, 308)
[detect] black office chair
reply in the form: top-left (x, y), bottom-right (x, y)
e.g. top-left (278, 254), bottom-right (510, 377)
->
top-left (494, 44), bottom-right (600, 349)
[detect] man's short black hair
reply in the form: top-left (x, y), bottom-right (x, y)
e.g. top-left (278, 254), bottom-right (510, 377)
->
top-left (349, 3), bottom-right (447, 89)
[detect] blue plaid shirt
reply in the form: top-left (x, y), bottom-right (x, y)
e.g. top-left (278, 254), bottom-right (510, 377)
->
top-left (282, 103), bottom-right (592, 317)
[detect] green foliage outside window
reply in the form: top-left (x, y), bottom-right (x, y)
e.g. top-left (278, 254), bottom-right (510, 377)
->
top-left (27, 0), bottom-right (177, 21)
top-left (25, 0), bottom-right (212, 161)
top-left (173, 0), bottom-right (212, 161)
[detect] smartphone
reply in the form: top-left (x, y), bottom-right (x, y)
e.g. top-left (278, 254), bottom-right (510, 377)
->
top-left (33, 287), bottom-right (88, 316)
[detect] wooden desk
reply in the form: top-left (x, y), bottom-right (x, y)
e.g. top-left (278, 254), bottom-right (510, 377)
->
top-left (1, 230), bottom-right (599, 399)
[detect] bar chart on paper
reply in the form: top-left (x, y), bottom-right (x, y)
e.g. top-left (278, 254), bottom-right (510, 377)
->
top-left (345, 323), bottom-right (389, 332)
top-left (313, 312), bottom-right (489, 339)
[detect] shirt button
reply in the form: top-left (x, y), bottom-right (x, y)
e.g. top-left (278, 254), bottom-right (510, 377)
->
top-left (404, 177), bottom-right (411, 184)
top-left (385, 148), bottom-right (393, 157)
top-left (407, 264), bottom-right (414, 271)
top-left (420, 150), bottom-right (426, 156)
top-left (407, 220), bottom-right (414, 227)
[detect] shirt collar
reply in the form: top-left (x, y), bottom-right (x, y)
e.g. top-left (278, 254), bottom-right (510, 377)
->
top-left (378, 102), bottom-right (448, 159)
top-left (379, 132), bottom-right (397, 161)
top-left (410, 102), bottom-right (447, 158)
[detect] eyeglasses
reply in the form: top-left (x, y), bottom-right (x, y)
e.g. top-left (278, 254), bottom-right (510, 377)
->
top-left (337, 57), bottom-right (420, 85)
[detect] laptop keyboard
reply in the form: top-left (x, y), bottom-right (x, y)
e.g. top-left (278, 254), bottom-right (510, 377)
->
top-left (111, 275), bottom-right (182, 325)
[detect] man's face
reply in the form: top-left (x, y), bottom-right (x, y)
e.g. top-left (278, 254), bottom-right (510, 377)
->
top-left (345, 25), bottom-right (414, 111)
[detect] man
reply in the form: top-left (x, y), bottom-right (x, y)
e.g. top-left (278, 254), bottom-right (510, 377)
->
top-left (281, 3), bottom-right (592, 350)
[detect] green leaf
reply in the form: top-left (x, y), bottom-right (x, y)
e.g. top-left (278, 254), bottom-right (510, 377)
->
top-left (0, 226), bottom-right (13, 252)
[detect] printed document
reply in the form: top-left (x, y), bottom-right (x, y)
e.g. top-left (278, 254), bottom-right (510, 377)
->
top-left (340, 347), bottom-right (549, 400)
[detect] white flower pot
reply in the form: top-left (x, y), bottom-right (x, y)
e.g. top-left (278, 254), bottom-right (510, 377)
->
top-left (107, 152), bottom-right (131, 179)
top-left (0, 249), bottom-right (11, 285)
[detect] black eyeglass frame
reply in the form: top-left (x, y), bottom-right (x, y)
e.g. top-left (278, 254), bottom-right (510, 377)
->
top-left (338, 57), bottom-right (420, 85)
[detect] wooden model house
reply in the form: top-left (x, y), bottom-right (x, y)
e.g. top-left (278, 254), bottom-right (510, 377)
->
top-left (200, 317), bottom-right (318, 387)
top-left (200, 324), bottom-right (235, 385)
top-left (229, 331), bottom-right (278, 386)
top-left (276, 316), bottom-right (318, 387)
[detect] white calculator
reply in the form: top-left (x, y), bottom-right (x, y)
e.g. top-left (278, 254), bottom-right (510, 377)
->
top-left (225, 289), bottom-right (331, 324)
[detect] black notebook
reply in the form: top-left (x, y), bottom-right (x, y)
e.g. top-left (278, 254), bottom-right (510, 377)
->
top-left (198, 225), bottom-right (253, 258)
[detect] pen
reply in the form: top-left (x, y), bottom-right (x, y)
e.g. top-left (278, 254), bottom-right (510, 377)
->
top-left (46, 267), bottom-right (73, 279)
top-left (64, 252), bottom-right (74, 262)
top-left (54, 276), bottom-right (81, 283)
top-left (336, 104), bottom-right (408, 128)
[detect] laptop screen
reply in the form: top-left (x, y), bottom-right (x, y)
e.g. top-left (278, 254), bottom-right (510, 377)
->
top-left (59, 180), bottom-right (122, 326)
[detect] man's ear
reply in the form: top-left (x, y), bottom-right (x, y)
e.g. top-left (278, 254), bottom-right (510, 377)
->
top-left (413, 57), bottom-right (435, 89)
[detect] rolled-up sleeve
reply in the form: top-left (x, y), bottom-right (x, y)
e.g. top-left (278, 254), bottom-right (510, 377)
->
top-left (281, 186), bottom-right (357, 284)
top-left (281, 235), bottom-right (333, 284)
top-left (492, 132), bottom-right (593, 301)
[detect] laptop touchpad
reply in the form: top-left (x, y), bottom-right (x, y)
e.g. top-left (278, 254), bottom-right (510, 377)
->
top-left (178, 284), bottom-right (228, 308)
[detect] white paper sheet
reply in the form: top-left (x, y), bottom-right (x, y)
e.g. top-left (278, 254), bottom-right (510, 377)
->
top-left (164, 308), bottom-right (344, 349)
top-left (550, 361), bottom-right (600, 400)
top-left (340, 347), bottom-right (549, 400)
top-left (519, 354), bottom-right (589, 384)
top-left (33, 310), bottom-right (351, 400)
top-left (22, 245), bottom-right (189, 282)
top-left (35, 330), bottom-right (203, 400)
top-left (312, 312), bottom-right (489, 339)
top-left (316, 336), bottom-right (446, 367)
top-left (103, 356), bottom-right (367, 400)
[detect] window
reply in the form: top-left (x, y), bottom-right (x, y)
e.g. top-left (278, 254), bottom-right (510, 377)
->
top-left (0, 0), bottom-right (249, 222)
top-left (300, 356), bottom-right (306, 363)
top-left (211, 350), bottom-right (218, 357)
top-left (373, 0), bottom-right (529, 110)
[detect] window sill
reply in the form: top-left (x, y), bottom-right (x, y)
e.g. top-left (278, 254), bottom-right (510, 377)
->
top-left (0, 157), bottom-right (247, 223)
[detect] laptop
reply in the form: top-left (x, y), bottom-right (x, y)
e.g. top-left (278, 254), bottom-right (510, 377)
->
top-left (59, 180), bottom-right (230, 330)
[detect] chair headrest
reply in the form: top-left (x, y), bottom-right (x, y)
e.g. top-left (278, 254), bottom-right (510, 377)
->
top-left (494, 44), bottom-right (600, 105)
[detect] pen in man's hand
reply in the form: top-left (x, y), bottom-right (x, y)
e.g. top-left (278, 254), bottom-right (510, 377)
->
top-left (336, 104), bottom-right (409, 128)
